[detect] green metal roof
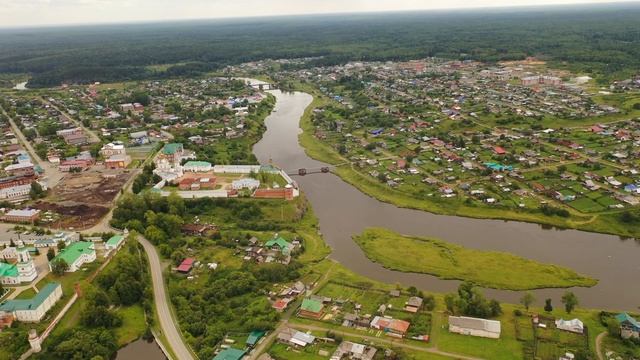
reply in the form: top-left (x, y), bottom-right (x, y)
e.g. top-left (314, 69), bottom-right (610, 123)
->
top-left (0, 262), bottom-right (18, 278)
top-left (301, 298), bottom-right (323, 313)
top-left (163, 143), bottom-right (183, 155)
top-left (265, 237), bottom-right (291, 252)
top-left (106, 235), bottom-right (124, 247)
top-left (616, 313), bottom-right (640, 329)
top-left (246, 330), bottom-right (265, 346)
top-left (184, 161), bottom-right (211, 168)
top-left (53, 241), bottom-right (94, 265)
top-left (212, 348), bottom-right (246, 360)
top-left (0, 283), bottom-right (61, 312)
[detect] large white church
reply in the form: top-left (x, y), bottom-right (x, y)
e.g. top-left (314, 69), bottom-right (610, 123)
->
top-left (0, 247), bottom-right (38, 285)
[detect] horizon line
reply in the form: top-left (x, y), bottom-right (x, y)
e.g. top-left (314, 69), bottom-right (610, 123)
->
top-left (1, 0), bottom-right (638, 31)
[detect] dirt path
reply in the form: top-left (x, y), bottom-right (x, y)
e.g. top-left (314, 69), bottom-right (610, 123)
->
top-left (595, 331), bottom-right (606, 360)
top-left (289, 322), bottom-right (484, 360)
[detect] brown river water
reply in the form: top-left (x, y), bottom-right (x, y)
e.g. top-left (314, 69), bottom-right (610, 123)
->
top-left (118, 85), bottom-right (639, 359)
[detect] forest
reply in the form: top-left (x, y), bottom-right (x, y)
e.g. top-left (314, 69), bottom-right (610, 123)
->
top-left (1, 3), bottom-right (640, 87)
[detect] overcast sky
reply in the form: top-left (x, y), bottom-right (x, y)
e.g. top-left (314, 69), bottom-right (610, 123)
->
top-left (1, 0), bottom-right (638, 28)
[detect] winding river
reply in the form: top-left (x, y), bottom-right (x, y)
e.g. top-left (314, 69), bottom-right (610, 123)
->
top-left (253, 87), bottom-right (640, 311)
top-left (118, 81), bottom-right (639, 359)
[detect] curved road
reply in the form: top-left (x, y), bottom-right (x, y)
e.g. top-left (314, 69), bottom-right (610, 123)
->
top-left (138, 236), bottom-right (195, 360)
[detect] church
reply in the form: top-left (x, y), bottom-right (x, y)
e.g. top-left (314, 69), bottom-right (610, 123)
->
top-left (0, 247), bottom-right (38, 285)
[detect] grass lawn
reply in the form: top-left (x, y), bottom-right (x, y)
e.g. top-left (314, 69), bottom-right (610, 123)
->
top-left (432, 311), bottom-right (523, 360)
top-left (114, 305), bottom-right (147, 346)
top-left (268, 342), bottom-right (337, 360)
top-left (13, 287), bottom-right (37, 299)
top-left (353, 228), bottom-right (597, 290)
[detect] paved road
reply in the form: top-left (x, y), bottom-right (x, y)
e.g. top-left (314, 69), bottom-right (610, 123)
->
top-left (0, 105), bottom-right (65, 188)
top-left (138, 235), bottom-right (195, 360)
top-left (41, 97), bottom-right (101, 143)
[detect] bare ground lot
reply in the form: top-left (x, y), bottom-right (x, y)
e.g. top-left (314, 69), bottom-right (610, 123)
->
top-left (34, 168), bottom-right (132, 230)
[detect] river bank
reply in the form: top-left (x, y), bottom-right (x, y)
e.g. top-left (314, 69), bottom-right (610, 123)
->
top-left (295, 82), bottom-right (640, 240)
top-left (252, 84), bottom-right (640, 311)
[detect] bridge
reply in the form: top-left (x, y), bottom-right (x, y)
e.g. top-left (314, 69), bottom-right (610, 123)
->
top-left (287, 166), bottom-right (332, 176)
top-left (248, 82), bottom-right (277, 90)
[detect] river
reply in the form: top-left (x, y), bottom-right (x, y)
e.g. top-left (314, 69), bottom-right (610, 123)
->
top-left (253, 87), bottom-right (640, 311)
top-left (116, 339), bottom-right (167, 360)
top-left (116, 82), bottom-right (639, 359)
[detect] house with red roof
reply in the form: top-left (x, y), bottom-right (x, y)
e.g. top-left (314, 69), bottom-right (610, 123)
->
top-left (177, 258), bottom-right (195, 273)
top-left (493, 146), bottom-right (506, 155)
top-left (370, 316), bottom-right (411, 338)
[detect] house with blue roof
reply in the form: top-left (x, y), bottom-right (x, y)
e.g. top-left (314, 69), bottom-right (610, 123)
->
top-left (616, 313), bottom-right (640, 339)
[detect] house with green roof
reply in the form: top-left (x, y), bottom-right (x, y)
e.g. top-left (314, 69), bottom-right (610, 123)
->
top-left (246, 330), bottom-right (266, 347)
top-left (212, 348), bottom-right (246, 360)
top-left (265, 237), bottom-right (293, 254)
top-left (183, 161), bottom-right (212, 173)
top-left (616, 313), bottom-right (640, 339)
top-left (299, 298), bottom-right (324, 319)
top-left (0, 262), bottom-right (19, 285)
top-left (105, 234), bottom-right (125, 253)
top-left (49, 241), bottom-right (96, 272)
top-left (163, 143), bottom-right (184, 156)
top-left (0, 282), bottom-right (62, 322)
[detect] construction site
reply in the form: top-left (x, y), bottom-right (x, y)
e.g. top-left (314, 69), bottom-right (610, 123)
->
top-left (33, 169), bottom-right (133, 229)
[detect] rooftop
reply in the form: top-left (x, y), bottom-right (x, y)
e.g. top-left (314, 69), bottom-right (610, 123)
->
top-left (0, 283), bottom-right (61, 312)
top-left (53, 241), bottom-right (94, 265)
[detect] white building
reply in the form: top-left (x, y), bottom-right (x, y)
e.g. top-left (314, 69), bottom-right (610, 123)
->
top-left (0, 282), bottom-right (62, 322)
top-left (0, 184), bottom-right (32, 202)
top-left (449, 316), bottom-right (501, 339)
top-left (0, 249), bottom-right (36, 286)
top-left (232, 178), bottom-right (261, 190)
top-left (100, 143), bottom-right (126, 157)
top-left (49, 241), bottom-right (96, 272)
top-left (555, 318), bottom-right (584, 334)
top-left (183, 161), bottom-right (212, 173)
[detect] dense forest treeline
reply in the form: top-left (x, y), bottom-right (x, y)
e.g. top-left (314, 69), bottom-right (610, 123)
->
top-left (1, 4), bottom-right (640, 86)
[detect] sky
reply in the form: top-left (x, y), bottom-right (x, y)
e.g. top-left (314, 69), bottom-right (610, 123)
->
top-left (1, 0), bottom-right (638, 28)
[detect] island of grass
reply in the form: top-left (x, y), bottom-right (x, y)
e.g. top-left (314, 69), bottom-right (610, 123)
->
top-left (353, 228), bottom-right (597, 290)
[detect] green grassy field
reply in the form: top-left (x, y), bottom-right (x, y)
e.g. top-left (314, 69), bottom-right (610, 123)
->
top-left (353, 228), bottom-right (597, 290)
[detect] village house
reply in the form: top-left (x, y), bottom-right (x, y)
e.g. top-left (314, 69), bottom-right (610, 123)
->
top-left (448, 316), bottom-right (501, 339)
top-left (177, 258), bottom-right (195, 274)
top-left (404, 296), bottom-right (423, 313)
top-left (99, 143), bottom-right (126, 157)
top-left (555, 318), bottom-right (584, 334)
top-left (105, 154), bottom-right (132, 169)
top-left (299, 297), bottom-right (325, 319)
top-left (0, 282), bottom-right (62, 322)
top-left (212, 348), bottom-right (245, 360)
top-left (330, 341), bottom-right (377, 360)
top-left (370, 316), bottom-right (411, 338)
top-left (616, 313), bottom-right (640, 339)
top-left (277, 328), bottom-right (316, 348)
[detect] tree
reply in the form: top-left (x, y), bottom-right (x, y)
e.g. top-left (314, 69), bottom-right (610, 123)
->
top-left (47, 247), bottom-right (56, 261)
top-left (544, 298), bottom-right (553, 312)
top-left (561, 292), bottom-right (579, 314)
top-left (51, 259), bottom-right (70, 275)
top-left (520, 292), bottom-right (535, 311)
top-left (57, 240), bottom-right (66, 251)
top-left (29, 182), bottom-right (46, 200)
